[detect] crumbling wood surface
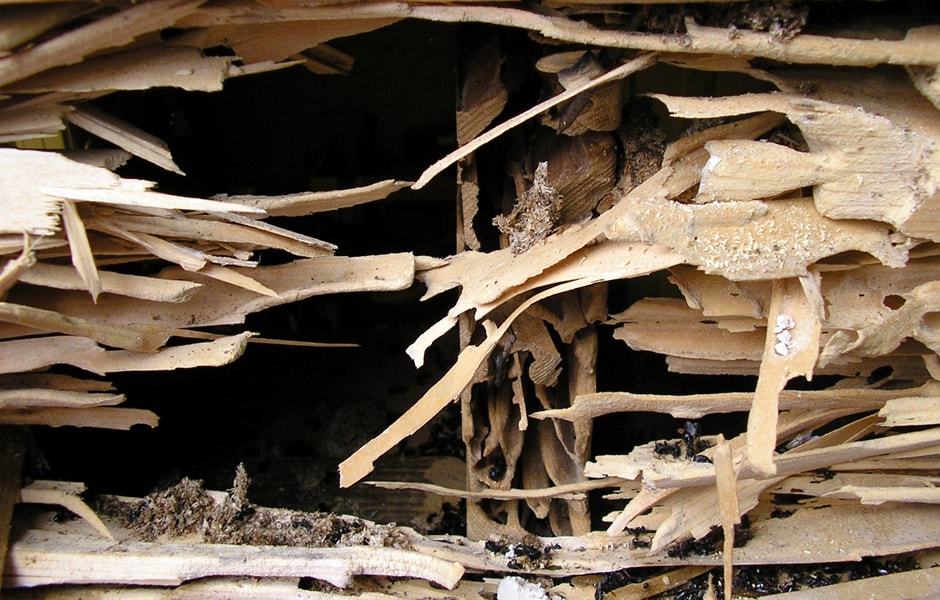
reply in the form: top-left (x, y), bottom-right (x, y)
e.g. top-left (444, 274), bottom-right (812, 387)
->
top-left (1, 1), bottom-right (940, 598)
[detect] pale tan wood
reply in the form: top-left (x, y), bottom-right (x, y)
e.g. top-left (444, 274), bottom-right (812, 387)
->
top-left (60, 199), bottom-right (100, 300)
top-left (181, 5), bottom-right (940, 67)
top-left (110, 212), bottom-right (334, 258)
top-left (532, 385), bottom-right (905, 422)
top-left (43, 183), bottom-right (264, 215)
top-left (0, 0), bottom-right (205, 89)
top-left (215, 180), bottom-right (411, 218)
top-left (4, 529), bottom-right (464, 590)
top-left (368, 475), bottom-right (624, 501)
top-left (824, 485), bottom-right (940, 505)
top-left (821, 280), bottom-right (940, 365)
top-left (879, 384), bottom-right (940, 427)
top-left (344, 267), bottom-right (661, 487)
top-left (595, 407), bottom-right (874, 535)
top-left (0, 302), bottom-right (173, 352)
top-left (19, 480), bottom-right (113, 539)
top-left (746, 276), bottom-right (822, 476)
top-left (181, 18), bottom-right (400, 65)
top-left (605, 196), bottom-right (910, 281)
top-left (9, 45), bottom-right (234, 94)
top-left (652, 75), bottom-right (940, 229)
top-left (0, 388), bottom-right (123, 409)
top-left (713, 439), bottom-right (738, 600)
top-left (6, 254), bottom-right (414, 337)
top-left (0, 332), bottom-right (250, 376)
top-left (16, 262), bottom-right (202, 303)
top-left (66, 105), bottom-right (184, 175)
top-left (1, 577), bottom-right (383, 599)
top-left (612, 297), bottom-right (766, 361)
top-left (0, 101), bottom-right (69, 143)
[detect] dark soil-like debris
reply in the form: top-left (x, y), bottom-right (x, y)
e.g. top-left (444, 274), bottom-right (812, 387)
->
top-left (95, 465), bottom-right (412, 549)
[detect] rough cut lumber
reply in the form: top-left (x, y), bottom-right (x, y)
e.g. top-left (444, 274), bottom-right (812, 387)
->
top-left (4, 529), bottom-right (464, 590)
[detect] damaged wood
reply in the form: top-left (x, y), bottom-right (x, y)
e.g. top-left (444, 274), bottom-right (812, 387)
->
top-left (1, 0), bottom-right (940, 597)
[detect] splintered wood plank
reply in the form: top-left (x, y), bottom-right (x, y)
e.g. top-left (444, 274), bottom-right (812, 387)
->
top-left (651, 77), bottom-right (940, 230)
top-left (107, 212), bottom-right (335, 257)
top-left (0, 0), bottom-right (206, 89)
top-left (821, 280), bottom-right (940, 365)
top-left (181, 5), bottom-right (940, 67)
top-left (9, 45), bottom-right (234, 94)
top-left (66, 104), bottom-right (185, 175)
top-left (4, 529), bottom-right (464, 590)
top-left (714, 440), bottom-right (738, 600)
top-left (0, 147), bottom-right (262, 239)
top-left (6, 254), bottom-right (415, 333)
top-left (4, 577), bottom-right (368, 599)
top-left (611, 298), bottom-right (766, 361)
top-left (181, 18), bottom-right (400, 65)
top-left (60, 199), bottom-right (100, 300)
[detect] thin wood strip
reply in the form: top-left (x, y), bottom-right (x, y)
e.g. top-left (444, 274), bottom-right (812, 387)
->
top-left (61, 199), bottom-right (100, 301)
top-left (0, 406), bottom-right (159, 430)
top-left (532, 386), bottom-right (903, 422)
top-left (0, 388), bottom-right (124, 409)
top-left (215, 179), bottom-right (411, 217)
top-left (365, 476), bottom-right (626, 501)
top-left (0, 333), bottom-right (251, 376)
top-left (714, 440), bottom-right (739, 600)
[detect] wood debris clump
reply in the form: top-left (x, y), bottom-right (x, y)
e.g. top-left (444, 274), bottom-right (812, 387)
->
top-left (2, 0), bottom-right (940, 598)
